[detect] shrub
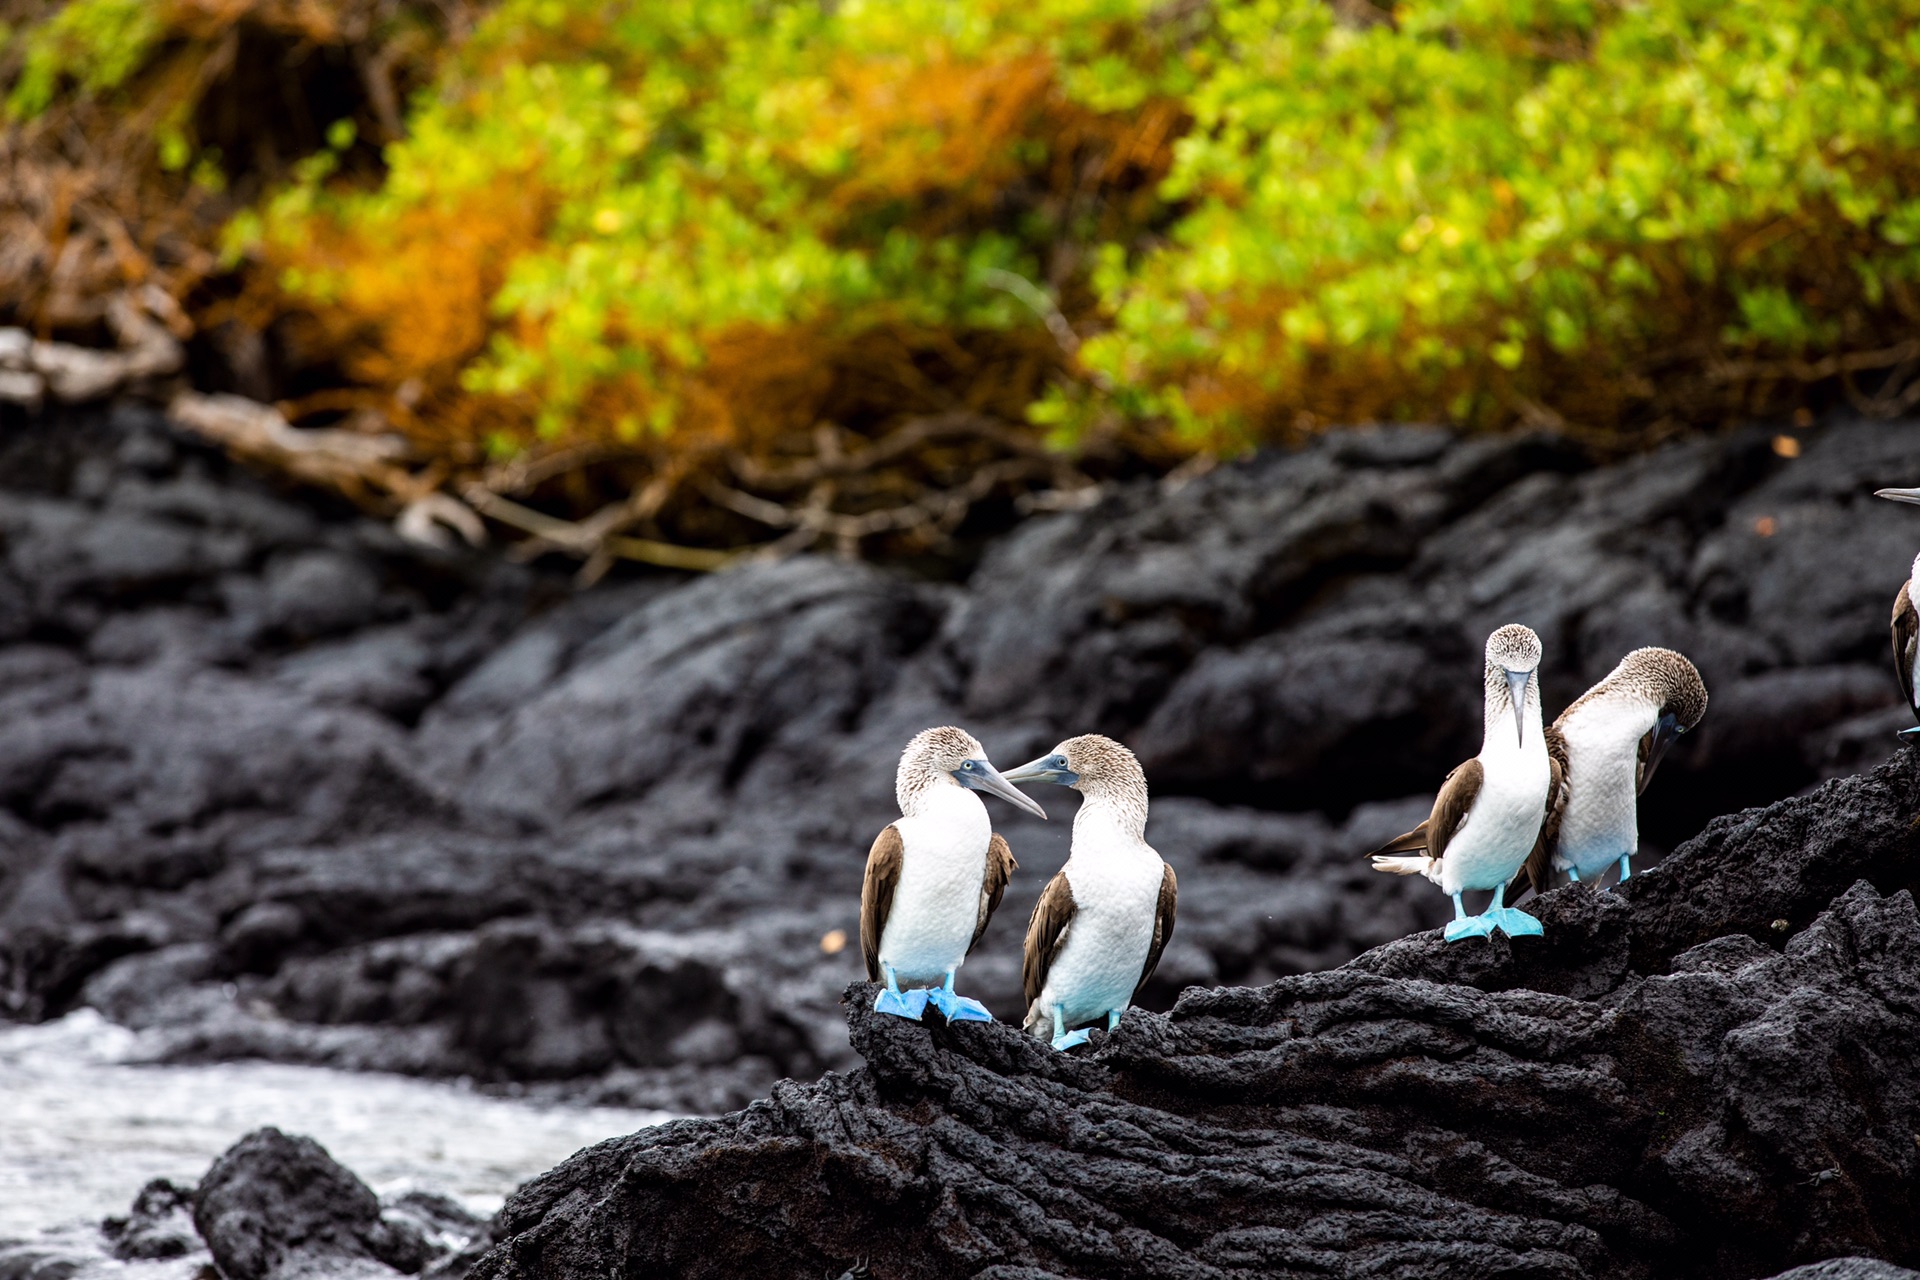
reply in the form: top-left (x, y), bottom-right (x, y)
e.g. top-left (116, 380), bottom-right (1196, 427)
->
top-left (4, 0), bottom-right (1918, 565)
top-left (1074, 0), bottom-right (1920, 451)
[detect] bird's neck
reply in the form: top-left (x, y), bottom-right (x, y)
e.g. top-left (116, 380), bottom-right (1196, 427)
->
top-left (898, 771), bottom-right (978, 821)
top-left (1481, 671), bottom-right (1546, 761)
top-left (1072, 786), bottom-right (1149, 849)
top-left (1563, 689), bottom-right (1659, 749)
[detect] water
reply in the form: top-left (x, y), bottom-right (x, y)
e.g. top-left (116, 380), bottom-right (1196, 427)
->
top-left (0, 1010), bottom-right (671, 1237)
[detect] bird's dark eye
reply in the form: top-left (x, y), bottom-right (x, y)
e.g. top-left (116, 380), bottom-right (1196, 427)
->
top-left (963, 761), bottom-right (976, 770)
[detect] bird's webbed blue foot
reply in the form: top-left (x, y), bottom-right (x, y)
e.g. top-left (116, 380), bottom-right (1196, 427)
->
top-left (1047, 1007), bottom-right (1091, 1051)
top-left (873, 966), bottom-right (928, 1019)
top-left (1443, 891), bottom-right (1494, 942)
top-left (1444, 914), bottom-right (1497, 942)
top-left (1489, 907), bottom-right (1544, 937)
top-left (1898, 724), bottom-right (1920, 741)
top-left (873, 986), bottom-right (929, 1019)
top-left (1615, 853), bottom-right (1633, 883)
top-left (927, 987), bottom-right (993, 1023)
top-left (1106, 1009), bottom-right (1123, 1033)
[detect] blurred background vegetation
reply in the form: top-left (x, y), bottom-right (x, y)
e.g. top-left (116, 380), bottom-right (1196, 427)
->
top-left (3, 0), bottom-right (1918, 572)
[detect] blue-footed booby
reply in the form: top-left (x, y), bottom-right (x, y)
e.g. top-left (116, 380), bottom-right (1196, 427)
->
top-left (860, 726), bottom-right (1044, 1022)
top-left (1517, 647), bottom-right (1707, 891)
top-left (1871, 485), bottom-right (1920, 737)
top-left (1001, 735), bottom-right (1176, 1052)
top-left (1368, 624), bottom-right (1554, 942)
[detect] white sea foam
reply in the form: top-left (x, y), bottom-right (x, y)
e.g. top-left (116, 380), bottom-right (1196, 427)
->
top-left (0, 1010), bottom-right (670, 1237)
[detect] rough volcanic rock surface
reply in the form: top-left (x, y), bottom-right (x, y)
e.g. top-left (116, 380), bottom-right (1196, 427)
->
top-left (194, 1127), bottom-right (439, 1280)
top-left (1, 401), bottom-right (1917, 1109)
top-left (472, 748), bottom-right (1920, 1280)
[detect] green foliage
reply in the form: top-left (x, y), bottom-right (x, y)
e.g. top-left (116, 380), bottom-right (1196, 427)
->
top-left (243, 0), bottom-right (1165, 456)
top-left (5, 0), bottom-right (160, 119)
top-left (7, 0), bottom-right (1920, 554)
top-left (1080, 0), bottom-right (1920, 438)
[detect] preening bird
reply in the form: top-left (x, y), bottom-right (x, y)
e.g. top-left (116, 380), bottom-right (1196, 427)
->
top-left (860, 726), bottom-right (1045, 1022)
top-left (1516, 647), bottom-right (1707, 892)
top-left (1368, 623), bottom-right (1554, 942)
top-left (1001, 735), bottom-right (1176, 1052)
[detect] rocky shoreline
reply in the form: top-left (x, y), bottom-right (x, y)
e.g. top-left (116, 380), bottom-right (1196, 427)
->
top-left (2, 402), bottom-right (1917, 1115)
top-left (15, 744), bottom-right (1918, 1279)
top-left (4, 399), bottom-right (1920, 1274)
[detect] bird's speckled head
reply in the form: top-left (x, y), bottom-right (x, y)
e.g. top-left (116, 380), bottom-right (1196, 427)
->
top-left (1002, 733), bottom-right (1149, 831)
top-left (1616, 647), bottom-right (1709, 729)
top-left (1486, 623), bottom-right (1543, 674)
top-left (899, 725), bottom-right (987, 781)
top-left (1050, 734), bottom-right (1145, 794)
top-left (894, 726), bottom-right (1047, 819)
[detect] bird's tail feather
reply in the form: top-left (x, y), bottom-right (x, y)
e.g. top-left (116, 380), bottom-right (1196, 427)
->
top-left (1370, 854), bottom-right (1435, 877)
top-left (1367, 822), bottom-right (1431, 858)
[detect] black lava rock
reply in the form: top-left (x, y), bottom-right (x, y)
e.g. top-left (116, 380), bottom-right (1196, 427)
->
top-left (470, 746), bottom-right (1920, 1280)
top-left (192, 1127), bottom-right (432, 1280)
top-left (102, 1178), bottom-right (199, 1261)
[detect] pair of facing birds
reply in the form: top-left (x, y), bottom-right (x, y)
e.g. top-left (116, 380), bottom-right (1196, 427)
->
top-left (858, 629), bottom-right (1708, 1051)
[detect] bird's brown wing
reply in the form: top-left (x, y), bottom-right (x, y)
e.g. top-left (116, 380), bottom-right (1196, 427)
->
top-left (1368, 759), bottom-right (1484, 862)
top-left (1519, 725), bottom-right (1570, 894)
top-left (1132, 863), bottom-right (1179, 1004)
top-left (859, 825), bottom-right (904, 983)
top-left (1425, 758), bottom-right (1484, 863)
top-left (1893, 583), bottom-right (1918, 715)
top-left (969, 833), bottom-right (1018, 955)
top-left (1022, 871), bottom-right (1076, 1009)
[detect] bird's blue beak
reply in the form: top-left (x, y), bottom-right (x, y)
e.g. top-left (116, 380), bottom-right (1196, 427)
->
top-left (1638, 711), bottom-right (1683, 793)
top-left (953, 758), bottom-right (1048, 819)
top-left (1505, 668), bottom-right (1532, 747)
top-left (1000, 752), bottom-right (1079, 788)
top-left (1875, 487), bottom-right (1920, 505)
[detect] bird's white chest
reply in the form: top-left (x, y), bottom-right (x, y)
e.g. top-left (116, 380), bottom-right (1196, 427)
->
top-left (1554, 700), bottom-right (1651, 877)
top-left (879, 788), bottom-right (991, 983)
top-left (1037, 826), bottom-right (1164, 1024)
top-left (1440, 734), bottom-right (1550, 892)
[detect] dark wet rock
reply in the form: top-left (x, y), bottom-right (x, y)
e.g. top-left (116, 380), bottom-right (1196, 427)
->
top-left (193, 1127), bottom-right (432, 1280)
top-left (1766, 1262), bottom-right (1920, 1280)
top-left (102, 1178), bottom-right (199, 1261)
top-left (1, 402), bottom-right (1918, 1112)
top-left (473, 748), bottom-right (1920, 1280)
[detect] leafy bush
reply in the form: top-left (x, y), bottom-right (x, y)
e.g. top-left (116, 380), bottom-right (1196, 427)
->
top-left (1074, 0), bottom-right (1920, 449)
top-left (5, 0), bottom-right (1919, 563)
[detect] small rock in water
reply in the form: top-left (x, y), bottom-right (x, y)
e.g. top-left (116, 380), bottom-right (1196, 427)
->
top-left (193, 1128), bottom-right (433, 1280)
top-left (102, 1178), bottom-right (199, 1260)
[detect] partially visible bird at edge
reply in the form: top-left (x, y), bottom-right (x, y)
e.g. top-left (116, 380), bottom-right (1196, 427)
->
top-left (1872, 484), bottom-right (1920, 738)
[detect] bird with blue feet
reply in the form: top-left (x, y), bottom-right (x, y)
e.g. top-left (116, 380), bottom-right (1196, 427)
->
top-left (860, 726), bottom-right (1046, 1023)
top-left (1003, 735), bottom-right (1177, 1052)
top-left (1514, 647), bottom-right (1707, 895)
top-left (1872, 485), bottom-right (1920, 740)
top-left (1367, 624), bottom-right (1555, 942)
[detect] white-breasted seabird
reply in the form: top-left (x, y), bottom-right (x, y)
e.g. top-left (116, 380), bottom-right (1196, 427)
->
top-left (1000, 734), bottom-right (1176, 1051)
top-left (1516, 647), bottom-right (1707, 892)
top-left (1368, 623), bottom-right (1554, 941)
top-left (860, 726), bottom-right (1045, 1022)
